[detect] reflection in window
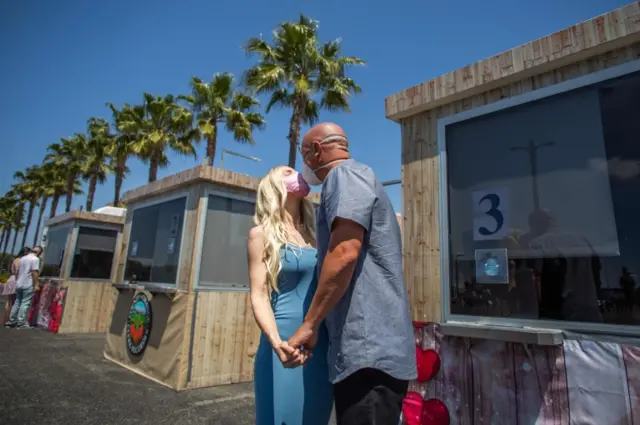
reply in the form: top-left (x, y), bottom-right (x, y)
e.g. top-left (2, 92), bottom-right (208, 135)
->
top-left (199, 195), bottom-right (255, 288)
top-left (41, 225), bottom-right (71, 277)
top-left (70, 227), bottom-right (118, 280)
top-left (124, 197), bottom-right (186, 285)
top-left (445, 71), bottom-right (640, 327)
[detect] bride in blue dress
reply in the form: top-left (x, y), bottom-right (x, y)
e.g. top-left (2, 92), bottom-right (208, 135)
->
top-left (248, 166), bottom-right (333, 425)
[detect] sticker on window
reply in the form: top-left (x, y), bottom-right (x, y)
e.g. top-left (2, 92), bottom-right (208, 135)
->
top-left (474, 248), bottom-right (509, 284)
top-left (472, 188), bottom-right (510, 241)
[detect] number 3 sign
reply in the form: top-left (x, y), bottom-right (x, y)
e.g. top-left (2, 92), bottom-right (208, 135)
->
top-left (472, 188), bottom-right (509, 241)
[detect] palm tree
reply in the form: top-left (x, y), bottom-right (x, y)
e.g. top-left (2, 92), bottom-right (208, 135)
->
top-left (42, 162), bottom-right (80, 219)
top-left (31, 163), bottom-right (62, 244)
top-left (106, 103), bottom-right (136, 206)
top-left (0, 195), bottom-right (18, 255)
top-left (126, 93), bottom-right (200, 182)
top-left (13, 166), bottom-right (44, 248)
top-left (0, 213), bottom-right (8, 253)
top-left (32, 173), bottom-right (51, 246)
top-left (82, 118), bottom-right (113, 211)
top-left (179, 73), bottom-right (266, 165)
top-left (45, 136), bottom-right (86, 212)
top-left (6, 186), bottom-right (26, 255)
top-left (244, 15), bottom-right (365, 168)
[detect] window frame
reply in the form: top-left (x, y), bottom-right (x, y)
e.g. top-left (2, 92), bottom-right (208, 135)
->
top-left (123, 190), bottom-right (190, 288)
top-left (67, 222), bottom-right (121, 282)
top-left (41, 223), bottom-right (74, 279)
top-left (436, 58), bottom-right (640, 336)
top-left (194, 189), bottom-right (256, 292)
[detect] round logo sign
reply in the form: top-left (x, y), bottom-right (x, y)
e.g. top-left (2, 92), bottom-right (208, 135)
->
top-left (483, 256), bottom-right (500, 277)
top-left (126, 293), bottom-right (152, 356)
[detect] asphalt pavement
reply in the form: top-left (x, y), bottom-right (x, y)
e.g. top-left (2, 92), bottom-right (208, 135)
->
top-left (0, 301), bottom-right (256, 425)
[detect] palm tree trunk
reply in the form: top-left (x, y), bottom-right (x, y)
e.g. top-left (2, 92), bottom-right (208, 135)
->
top-left (114, 162), bottom-right (125, 206)
top-left (148, 156), bottom-right (159, 182)
top-left (86, 175), bottom-right (97, 211)
top-left (50, 194), bottom-right (60, 218)
top-left (21, 202), bottom-right (36, 248)
top-left (206, 127), bottom-right (218, 166)
top-left (287, 101), bottom-right (304, 168)
top-left (0, 229), bottom-right (6, 253)
top-left (33, 197), bottom-right (48, 246)
top-left (2, 228), bottom-right (11, 254)
top-left (11, 228), bottom-right (20, 255)
top-left (65, 173), bottom-right (76, 212)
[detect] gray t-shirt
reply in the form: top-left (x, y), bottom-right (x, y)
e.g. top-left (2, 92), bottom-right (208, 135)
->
top-left (316, 159), bottom-right (417, 384)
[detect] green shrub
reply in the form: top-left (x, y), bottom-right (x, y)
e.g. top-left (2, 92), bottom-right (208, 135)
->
top-left (0, 273), bottom-right (9, 284)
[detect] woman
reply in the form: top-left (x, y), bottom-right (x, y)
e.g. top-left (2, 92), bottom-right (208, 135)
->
top-left (3, 247), bottom-right (31, 324)
top-left (248, 166), bottom-right (333, 425)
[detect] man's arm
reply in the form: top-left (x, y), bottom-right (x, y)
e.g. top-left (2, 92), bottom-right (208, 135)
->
top-left (32, 258), bottom-right (40, 291)
top-left (304, 218), bottom-right (364, 329)
top-left (304, 166), bottom-right (376, 330)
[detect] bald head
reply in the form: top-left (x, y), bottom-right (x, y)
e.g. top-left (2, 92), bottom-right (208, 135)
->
top-left (303, 122), bottom-right (346, 145)
top-left (299, 122), bottom-right (350, 181)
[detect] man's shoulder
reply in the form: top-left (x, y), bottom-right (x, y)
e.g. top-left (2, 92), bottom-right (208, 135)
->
top-left (340, 159), bottom-right (373, 176)
top-left (26, 254), bottom-right (39, 267)
top-left (325, 160), bottom-right (375, 187)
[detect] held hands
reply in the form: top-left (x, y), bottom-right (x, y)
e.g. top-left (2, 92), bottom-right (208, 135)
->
top-left (285, 322), bottom-right (318, 368)
top-left (272, 323), bottom-right (318, 368)
top-left (274, 341), bottom-right (309, 368)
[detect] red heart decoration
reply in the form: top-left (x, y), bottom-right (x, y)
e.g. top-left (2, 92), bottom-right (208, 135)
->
top-left (421, 398), bottom-right (450, 425)
top-left (402, 391), bottom-right (424, 425)
top-left (416, 347), bottom-right (441, 383)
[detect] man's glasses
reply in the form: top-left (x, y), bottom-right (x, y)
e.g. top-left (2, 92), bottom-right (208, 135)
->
top-left (298, 134), bottom-right (348, 158)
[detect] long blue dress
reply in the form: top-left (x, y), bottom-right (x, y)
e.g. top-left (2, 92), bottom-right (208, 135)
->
top-left (254, 244), bottom-right (333, 425)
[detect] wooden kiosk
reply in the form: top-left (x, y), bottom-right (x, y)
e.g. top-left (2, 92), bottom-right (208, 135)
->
top-left (103, 165), bottom-right (320, 390)
top-left (387, 3), bottom-right (640, 424)
top-left (37, 209), bottom-right (125, 333)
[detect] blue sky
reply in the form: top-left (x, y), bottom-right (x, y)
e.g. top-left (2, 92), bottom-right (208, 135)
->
top-left (0, 0), bottom-right (630, 245)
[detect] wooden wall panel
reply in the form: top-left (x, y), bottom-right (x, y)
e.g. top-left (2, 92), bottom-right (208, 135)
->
top-left (187, 291), bottom-right (260, 389)
top-left (44, 210), bottom-right (124, 228)
top-left (58, 281), bottom-right (115, 333)
top-left (399, 42), bottom-right (640, 322)
top-left (104, 290), bottom-right (189, 390)
top-left (412, 324), bottom-right (574, 425)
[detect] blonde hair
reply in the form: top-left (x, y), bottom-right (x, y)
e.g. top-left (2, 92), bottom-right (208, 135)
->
top-left (253, 166), bottom-right (316, 294)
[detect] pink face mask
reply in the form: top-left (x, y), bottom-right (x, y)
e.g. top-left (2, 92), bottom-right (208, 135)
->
top-left (283, 172), bottom-right (311, 197)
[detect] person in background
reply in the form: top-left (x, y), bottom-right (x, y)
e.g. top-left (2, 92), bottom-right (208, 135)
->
top-left (621, 267), bottom-right (637, 310)
top-left (1, 247), bottom-right (30, 300)
top-left (248, 166), bottom-right (333, 425)
top-left (6, 246), bottom-right (43, 329)
top-left (287, 122), bottom-right (417, 425)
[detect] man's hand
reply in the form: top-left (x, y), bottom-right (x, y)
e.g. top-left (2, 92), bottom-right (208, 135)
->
top-left (286, 322), bottom-right (318, 366)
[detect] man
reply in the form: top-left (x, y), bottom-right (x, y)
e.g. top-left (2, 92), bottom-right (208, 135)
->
top-left (286, 123), bottom-right (416, 424)
top-left (7, 246), bottom-right (42, 329)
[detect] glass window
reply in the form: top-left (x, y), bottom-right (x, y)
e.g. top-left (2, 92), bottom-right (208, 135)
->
top-left (70, 227), bottom-right (118, 280)
top-left (124, 197), bottom-right (186, 285)
top-left (41, 225), bottom-right (71, 277)
top-left (199, 195), bottom-right (255, 288)
top-left (445, 71), bottom-right (640, 327)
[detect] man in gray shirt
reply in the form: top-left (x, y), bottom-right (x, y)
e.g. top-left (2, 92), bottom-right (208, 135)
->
top-left (287, 122), bottom-right (416, 425)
